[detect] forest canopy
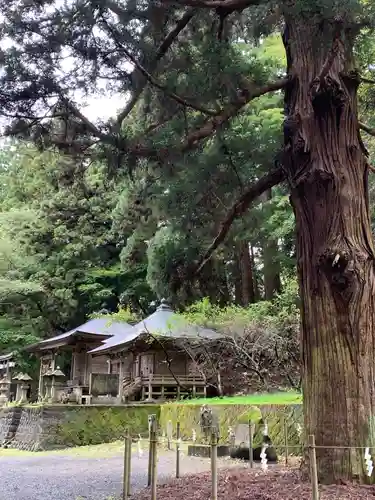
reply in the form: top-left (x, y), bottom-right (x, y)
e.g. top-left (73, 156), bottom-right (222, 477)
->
top-left (2, 0), bottom-right (375, 484)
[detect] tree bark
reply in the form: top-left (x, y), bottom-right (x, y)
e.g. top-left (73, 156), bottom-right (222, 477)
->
top-left (283, 13), bottom-right (375, 483)
top-left (263, 190), bottom-right (282, 300)
top-left (233, 250), bottom-right (243, 305)
top-left (263, 240), bottom-right (281, 300)
top-left (239, 241), bottom-right (255, 305)
top-left (250, 245), bottom-right (261, 300)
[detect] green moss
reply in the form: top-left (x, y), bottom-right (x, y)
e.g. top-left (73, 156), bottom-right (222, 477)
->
top-left (159, 403), bottom-right (303, 450)
top-left (21, 402), bottom-right (303, 452)
top-left (237, 406), bottom-right (262, 423)
top-left (178, 392), bottom-right (302, 406)
top-left (47, 405), bottom-right (161, 447)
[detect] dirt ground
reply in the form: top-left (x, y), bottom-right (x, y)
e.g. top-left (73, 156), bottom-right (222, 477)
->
top-left (131, 467), bottom-right (375, 500)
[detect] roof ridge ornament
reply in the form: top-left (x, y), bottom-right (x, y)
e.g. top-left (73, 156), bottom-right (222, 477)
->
top-left (157, 298), bottom-right (173, 312)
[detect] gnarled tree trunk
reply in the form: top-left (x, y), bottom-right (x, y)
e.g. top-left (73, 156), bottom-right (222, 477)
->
top-left (263, 190), bottom-right (282, 300)
top-left (239, 241), bottom-right (256, 305)
top-left (283, 14), bottom-right (375, 483)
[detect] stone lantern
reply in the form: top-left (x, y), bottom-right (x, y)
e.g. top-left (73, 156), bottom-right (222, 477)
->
top-left (14, 373), bottom-right (32, 403)
top-left (0, 376), bottom-right (11, 405)
top-left (50, 366), bottom-right (66, 403)
top-left (43, 369), bottom-right (53, 400)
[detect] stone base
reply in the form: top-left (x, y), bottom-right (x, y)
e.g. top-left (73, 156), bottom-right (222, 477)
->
top-left (188, 444), bottom-right (230, 458)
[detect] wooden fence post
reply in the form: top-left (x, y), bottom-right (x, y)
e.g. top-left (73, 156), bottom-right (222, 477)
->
top-left (176, 421), bottom-right (181, 479)
top-left (122, 430), bottom-right (130, 500)
top-left (308, 434), bottom-right (319, 500)
top-left (167, 420), bottom-right (173, 451)
top-left (284, 418), bottom-right (289, 466)
top-left (148, 415), bottom-right (156, 487)
top-left (126, 434), bottom-right (132, 497)
top-left (211, 428), bottom-right (218, 500)
top-left (248, 420), bottom-right (254, 469)
top-left (150, 418), bottom-right (158, 500)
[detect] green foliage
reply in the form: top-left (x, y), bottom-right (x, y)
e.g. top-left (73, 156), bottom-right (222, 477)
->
top-left (178, 392), bottom-right (302, 406)
top-left (159, 403), bottom-right (303, 448)
top-left (94, 306), bottom-right (140, 325)
top-left (51, 406), bottom-right (160, 448)
top-left (147, 226), bottom-right (201, 301)
top-left (182, 277), bottom-right (299, 330)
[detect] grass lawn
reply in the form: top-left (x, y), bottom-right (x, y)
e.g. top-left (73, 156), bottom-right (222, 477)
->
top-left (0, 440), bottom-right (129, 458)
top-left (0, 439), bottom-right (189, 459)
top-left (177, 392), bottom-right (302, 406)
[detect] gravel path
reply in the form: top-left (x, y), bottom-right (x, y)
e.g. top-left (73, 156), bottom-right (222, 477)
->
top-left (0, 450), bottom-right (231, 500)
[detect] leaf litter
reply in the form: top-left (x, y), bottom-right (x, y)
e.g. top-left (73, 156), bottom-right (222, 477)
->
top-left (131, 467), bottom-right (375, 499)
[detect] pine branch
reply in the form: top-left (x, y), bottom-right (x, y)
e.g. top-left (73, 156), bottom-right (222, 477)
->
top-left (105, 0), bottom-right (150, 21)
top-left (60, 97), bottom-right (109, 141)
top-left (115, 9), bottom-right (197, 127)
top-left (360, 77), bottom-right (375, 85)
top-left (128, 76), bottom-right (288, 158)
top-left (167, 0), bottom-right (266, 9)
top-left (115, 42), bottom-right (218, 116)
top-left (195, 167), bottom-right (285, 275)
top-left (178, 77), bottom-right (289, 151)
top-left (359, 121), bottom-right (375, 136)
top-left (11, 77), bottom-right (287, 162)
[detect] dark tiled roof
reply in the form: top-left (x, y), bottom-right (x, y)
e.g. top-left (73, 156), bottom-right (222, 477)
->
top-left (0, 352), bottom-right (14, 362)
top-left (90, 300), bottom-right (220, 354)
top-left (30, 318), bottom-right (134, 350)
top-left (88, 327), bottom-right (137, 354)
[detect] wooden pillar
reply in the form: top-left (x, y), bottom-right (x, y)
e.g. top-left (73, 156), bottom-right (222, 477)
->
top-left (148, 374), bottom-right (153, 400)
top-left (177, 384), bottom-right (181, 400)
top-left (70, 350), bottom-right (75, 380)
top-left (118, 360), bottom-right (124, 402)
top-left (161, 376), bottom-right (165, 399)
top-left (84, 351), bottom-right (91, 386)
top-left (38, 356), bottom-right (44, 401)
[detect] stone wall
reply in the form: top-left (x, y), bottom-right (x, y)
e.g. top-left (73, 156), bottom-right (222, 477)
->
top-left (0, 404), bottom-right (160, 451)
top-left (4, 406), bottom-right (43, 451)
top-left (0, 403), bottom-right (303, 452)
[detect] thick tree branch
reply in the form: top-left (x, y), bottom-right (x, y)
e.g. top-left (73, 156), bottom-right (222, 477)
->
top-left (128, 77), bottom-right (288, 158)
top-left (360, 77), bottom-right (375, 85)
top-left (359, 123), bottom-right (375, 172)
top-left (115, 9), bottom-right (196, 127)
top-left (143, 328), bottom-right (192, 394)
top-left (179, 77), bottom-right (289, 151)
top-left (13, 77), bottom-right (287, 164)
top-left (359, 121), bottom-right (375, 136)
top-left (59, 97), bottom-right (109, 141)
top-left (195, 167), bottom-right (285, 274)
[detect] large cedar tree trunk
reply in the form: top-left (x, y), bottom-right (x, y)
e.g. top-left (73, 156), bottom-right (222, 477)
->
top-left (283, 14), bottom-right (375, 483)
top-left (239, 241), bottom-right (256, 305)
top-left (263, 190), bottom-right (282, 299)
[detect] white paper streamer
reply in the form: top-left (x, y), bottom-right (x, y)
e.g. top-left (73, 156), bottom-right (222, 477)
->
top-left (260, 444), bottom-right (268, 471)
top-left (365, 447), bottom-right (373, 477)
